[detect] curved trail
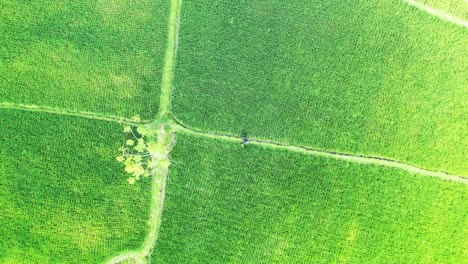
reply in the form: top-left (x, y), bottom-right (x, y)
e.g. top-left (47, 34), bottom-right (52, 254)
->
top-left (105, 252), bottom-right (143, 264)
top-left (172, 117), bottom-right (468, 184)
top-left (140, 128), bottom-right (175, 261)
top-left (3, 101), bottom-right (464, 183)
top-left (0, 102), bottom-right (143, 124)
top-left (105, 0), bottom-right (182, 263)
top-left (404, 0), bottom-right (468, 27)
top-left (105, 126), bottom-right (175, 264)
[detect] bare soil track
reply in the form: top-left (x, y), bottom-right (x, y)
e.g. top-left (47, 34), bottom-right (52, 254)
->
top-left (404, 0), bottom-right (468, 27)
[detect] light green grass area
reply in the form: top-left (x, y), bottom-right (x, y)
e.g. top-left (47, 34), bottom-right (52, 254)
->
top-left (0, 0), bottom-right (170, 119)
top-left (172, 0), bottom-right (468, 175)
top-left (0, 110), bottom-right (152, 263)
top-left (416, 0), bottom-right (468, 20)
top-left (151, 133), bottom-right (468, 263)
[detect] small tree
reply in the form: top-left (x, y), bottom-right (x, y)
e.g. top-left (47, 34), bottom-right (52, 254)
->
top-left (116, 116), bottom-right (168, 184)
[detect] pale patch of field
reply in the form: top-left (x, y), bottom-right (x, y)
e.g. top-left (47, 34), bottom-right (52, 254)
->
top-left (338, 222), bottom-right (359, 263)
top-left (97, 0), bottom-right (151, 28)
top-left (0, 248), bottom-right (51, 264)
top-left (110, 73), bottom-right (138, 100)
top-left (29, 209), bottom-right (110, 252)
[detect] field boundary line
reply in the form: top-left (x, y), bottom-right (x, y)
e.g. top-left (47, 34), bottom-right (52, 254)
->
top-left (145, 0), bottom-right (181, 260)
top-left (404, 0), bottom-right (468, 27)
top-left (0, 102), bottom-right (143, 124)
top-left (141, 129), bottom-right (175, 260)
top-left (104, 252), bottom-right (143, 264)
top-left (172, 116), bottom-right (468, 184)
top-left (104, 126), bottom-right (175, 264)
top-left (105, 0), bottom-right (182, 263)
top-left (158, 0), bottom-right (181, 117)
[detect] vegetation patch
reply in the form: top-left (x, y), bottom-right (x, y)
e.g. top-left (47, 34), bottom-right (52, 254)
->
top-left (172, 0), bottom-right (468, 174)
top-left (0, 110), bottom-right (151, 263)
top-left (0, 0), bottom-right (170, 119)
top-left (116, 117), bottom-right (172, 185)
top-left (152, 134), bottom-right (468, 263)
top-left (1, 0), bottom-right (466, 263)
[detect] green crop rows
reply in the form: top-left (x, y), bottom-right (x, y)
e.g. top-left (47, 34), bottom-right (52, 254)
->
top-left (0, 0), bottom-right (170, 119)
top-left (152, 134), bottom-right (467, 263)
top-left (0, 111), bottom-right (151, 263)
top-left (0, 0), bottom-right (467, 263)
top-left (172, 0), bottom-right (468, 175)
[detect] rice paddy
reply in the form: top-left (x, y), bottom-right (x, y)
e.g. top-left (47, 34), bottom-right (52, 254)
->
top-left (151, 133), bottom-right (468, 263)
top-left (171, 0), bottom-right (468, 175)
top-left (0, 111), bottom-right (152, 263)
top-left (0, 0), bottom-right (170, 119)
top-left (1, 0), bottom-right (466, 263)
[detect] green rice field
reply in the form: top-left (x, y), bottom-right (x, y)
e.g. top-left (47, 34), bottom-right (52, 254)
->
top-left (0, 111), bottom-right (151, 263)
top-left (0, 0), bottom-right (467, 263)
top-left (418, 0), bottom-right (468, 20)
top-left (172, 0), bottom-right (468, 175)
top-left (152, 134), bottom-right (468, 263)
top-left (0, 0), bottom-right (170, 119)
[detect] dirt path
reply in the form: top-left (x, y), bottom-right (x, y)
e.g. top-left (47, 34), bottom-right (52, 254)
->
top-left (174, 0), bottom-right (182, 58)
top-left (0, 102), bottom-right (142, 124)
top-left (104, 252), bottom-right (143, 264)
top-left (158, 0), bottom-right (181, 117)
top-left (3, 99), bottom-right (466, 184)
top-left (105, 0), bottom-right (182, 262)
top-left (140, 126), bottom-right (175, 260)
top-left (404, 0), bottom-right (468, 27)
top-left (104, 125), bottom-right (175, 264)
top-left (172, 117), bottom-right (468, 184)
